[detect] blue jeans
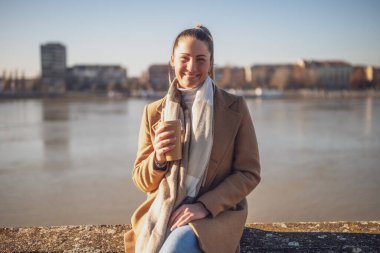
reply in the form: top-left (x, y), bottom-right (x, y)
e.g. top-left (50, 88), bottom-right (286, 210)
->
top-left (159, 225), bottom-right (203, 253)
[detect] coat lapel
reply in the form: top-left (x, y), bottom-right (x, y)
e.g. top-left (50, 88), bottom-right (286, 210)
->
top-left (151, 97), bottom-right (166, 131)
top-left (202, 86), bottom-right (242, 187)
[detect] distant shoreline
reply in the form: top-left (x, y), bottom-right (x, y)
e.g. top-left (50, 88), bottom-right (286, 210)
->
top-left (1, 89), bottom-right (380, 100)
top-left (282, 89), bottom-right (380, 99)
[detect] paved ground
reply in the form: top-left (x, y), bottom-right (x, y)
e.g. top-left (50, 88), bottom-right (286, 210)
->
top-left (0, 221), bottom-right (379, 252)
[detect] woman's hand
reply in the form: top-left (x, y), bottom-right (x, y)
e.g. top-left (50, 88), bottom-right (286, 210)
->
top-left (153, 125), bottom-right (177, 164)
top-left (168, 203), bottom-right (209, 231)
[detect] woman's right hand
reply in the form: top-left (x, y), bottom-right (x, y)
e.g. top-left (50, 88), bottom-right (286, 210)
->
top-left (153, 124), bottom-right (177, 164)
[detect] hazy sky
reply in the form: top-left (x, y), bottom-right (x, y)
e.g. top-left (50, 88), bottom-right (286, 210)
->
top-left (1, 0), bottom-right (379, 78)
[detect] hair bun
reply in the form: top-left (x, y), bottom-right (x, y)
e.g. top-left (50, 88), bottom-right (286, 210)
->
top-left (194, 24), bottom-right (213, 39)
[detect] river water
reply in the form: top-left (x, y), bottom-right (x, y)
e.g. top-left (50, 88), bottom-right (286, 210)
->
top-left (0, 96), bottom-right (379, 227)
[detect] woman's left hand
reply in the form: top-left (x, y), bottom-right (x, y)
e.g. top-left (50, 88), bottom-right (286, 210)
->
top-left (168, 202), bottom-right (209, 231)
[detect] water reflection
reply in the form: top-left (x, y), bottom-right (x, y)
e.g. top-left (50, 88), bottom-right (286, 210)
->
top-left (364, 97), bottom-right (372, 136)
top-left (247, 97), bottom-right (380, 222)
top-left (0, 100), bottom-right (44, 172)
top-left (0, 97), bottom-right (379, 227)
top-left (42, 99), bottom-right (71, 171)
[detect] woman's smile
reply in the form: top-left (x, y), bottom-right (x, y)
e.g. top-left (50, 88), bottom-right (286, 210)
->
top-left (183, 73), bottom-right (200, 81)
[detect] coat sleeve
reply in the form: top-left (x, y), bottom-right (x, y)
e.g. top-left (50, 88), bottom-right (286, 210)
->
top-left (197, 97), bottom-right (261, 217)
top-left (132, 105), bottom-right (166, 193)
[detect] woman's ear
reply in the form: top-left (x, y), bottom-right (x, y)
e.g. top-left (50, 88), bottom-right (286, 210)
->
top-left (170, 55), bottom-right (174, 67)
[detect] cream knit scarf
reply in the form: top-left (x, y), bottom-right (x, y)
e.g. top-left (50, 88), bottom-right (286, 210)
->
top-left (135, 76), bottom-right (214, 253)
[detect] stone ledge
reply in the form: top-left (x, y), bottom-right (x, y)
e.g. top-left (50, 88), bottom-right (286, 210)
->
top-left (0, 221), bottom-right (379, 252)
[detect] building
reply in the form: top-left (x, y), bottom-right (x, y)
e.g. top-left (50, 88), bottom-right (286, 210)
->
top-left (66, 65), bottom-right (127, 91)
top-left (40, 43), bottom-right (67, 93)
top-left (298, 60), bottom-right (352, 89)
top-left (148, 64), bottom-right (169, 91)
top-left (215, 66), bottom-right (247, 89)
top-left (249, 65), bottom-right (273, 89)
top-left (249, 64), bottom-right (303, 90)
top-left (350, 66), bottom-right (372, 89)
top-left (373, 67), bottom-right (380, 89)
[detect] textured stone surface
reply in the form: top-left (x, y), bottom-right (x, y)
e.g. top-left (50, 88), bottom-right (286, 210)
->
top-left (241, 222), bottom-right (380, 252)
top-left (0, 222), bottom-right (379, 252)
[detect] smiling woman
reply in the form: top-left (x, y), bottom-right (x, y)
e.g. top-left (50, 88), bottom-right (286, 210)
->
top-left (124, 25), bottom-right (261, 253)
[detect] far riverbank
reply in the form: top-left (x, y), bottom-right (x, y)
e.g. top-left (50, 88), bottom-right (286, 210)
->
top-left (1, 89), bottom-right (380, 100)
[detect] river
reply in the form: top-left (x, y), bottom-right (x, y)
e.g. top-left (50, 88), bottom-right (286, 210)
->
top-left (0, 95), bottom-right (379, 227)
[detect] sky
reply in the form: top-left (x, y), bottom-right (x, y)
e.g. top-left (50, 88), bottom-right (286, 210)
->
top-left (1, 0), bottom-right (380, 78)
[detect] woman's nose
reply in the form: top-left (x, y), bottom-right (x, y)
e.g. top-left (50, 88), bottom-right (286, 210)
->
top-left (187, 59), bottom-right (197, 72)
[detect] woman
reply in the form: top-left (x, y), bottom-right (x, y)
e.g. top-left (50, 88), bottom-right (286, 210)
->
top-left (124, 25), bottom-right (261, 253)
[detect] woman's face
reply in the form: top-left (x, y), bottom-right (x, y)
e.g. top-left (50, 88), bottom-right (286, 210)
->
top-left (171, 37), bottom-right (212, 89)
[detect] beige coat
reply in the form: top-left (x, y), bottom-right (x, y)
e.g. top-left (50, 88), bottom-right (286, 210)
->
top-left (124, 86), bottom-right (261, 253)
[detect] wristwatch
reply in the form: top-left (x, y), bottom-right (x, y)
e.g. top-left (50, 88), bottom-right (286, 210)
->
top-left (154, 159), bottom-right (167, 170)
